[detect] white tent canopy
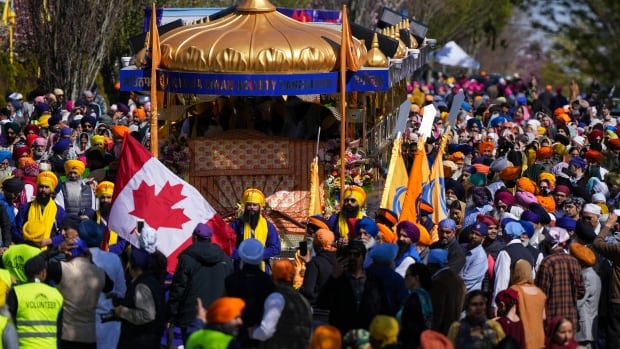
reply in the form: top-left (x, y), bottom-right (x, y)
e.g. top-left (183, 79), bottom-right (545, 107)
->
top-left (433, 41), bottom-right (480, 70)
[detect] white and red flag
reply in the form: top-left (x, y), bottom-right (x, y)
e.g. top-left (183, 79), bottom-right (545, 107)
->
top-left (108, 134), bottom-right (236, 274)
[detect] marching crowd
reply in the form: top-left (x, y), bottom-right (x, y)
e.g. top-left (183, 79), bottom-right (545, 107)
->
top-left (0, 72), bottom-right (618, 349)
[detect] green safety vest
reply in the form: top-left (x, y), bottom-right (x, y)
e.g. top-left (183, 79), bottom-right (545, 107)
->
top-left (185, 329), bottom-right (234, 349)
top-left (14, 282), bottom-right (63, 349)
top-left (2, 245), bottom-right (41, 283)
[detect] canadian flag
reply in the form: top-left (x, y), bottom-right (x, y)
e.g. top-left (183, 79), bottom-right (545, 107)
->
top-left (108, 135), bottom-right (236, 274)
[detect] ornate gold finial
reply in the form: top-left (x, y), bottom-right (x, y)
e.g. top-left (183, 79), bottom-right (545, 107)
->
top-left (393, 25), bottom-right (407, 59)
top-left (237, 0), bottom-right (276, 12)
top-left (405, 19), bottom-right (418, 49)
top-left (365, 33), bottom-right (388, 67)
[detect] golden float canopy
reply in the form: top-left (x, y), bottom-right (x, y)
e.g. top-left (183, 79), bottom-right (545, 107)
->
top-left (139, 0), bottom-right (368, 73)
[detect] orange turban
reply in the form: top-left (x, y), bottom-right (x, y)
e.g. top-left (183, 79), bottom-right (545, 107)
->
top-left (133, 107), bottom-right (146, 121)
top-left (343, 185), bottom-right (366, 206)
top-left (539, 172), bottom-right (556, 188)
top-left (309, 325), bottom-right (342, 349)
top-left (315, 229), bottom-right (336, 252)
top-left (557, 113), bottom-right (571, 125)
top-left (537, 195), bottom-right (556, 213)
top-left (499, 166), bottom-right (521, 181)
top-left (308, 216), bottom-right (330, 231)
top-left (111, 125), bottom-right (130, 139)
top-left (377, 223), bottom-right (397, 244)
top-left (516, 177), bottom-right (537, 194)
top-left (375, 208), bottom-right (398, 228)
top-left (448, 151), bottom-right (464, 164)
top-left (416, 223), bottom-right (433, 246)
top-left (242, 188), bottom-right (266, 207)
top-left (206, 297), bottom-right (245, 324)
top-left (64, 159), bottom-right (86, 176)
top-left (271, 259), bottom-right (295, 283)
top-left (17, 157), bottom-right (36, 171)
top-left (536, 146), bottom-right (554, 160)
top-left (569, 242), bottom-right (596, 267)
top-left (36, 171), bottom-right (58, 189)
top-left (96, 181), bottom-right (114, 198)
top-left (609, 138), bottom-right (620, 151)
top-left (478, 141), bottom-right (494, 154)
top-left (471, 163), bottom-right (490, 175)
top-left (585, 150), bottom-right (604, 164)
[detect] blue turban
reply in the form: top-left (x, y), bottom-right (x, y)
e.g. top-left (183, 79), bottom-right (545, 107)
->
top-left (556, 217), bottom-right (577, 232)
top-left (438, 218), bottom-right (457, 231)
top-left (428, 248), bottom-right (449, 265)
top-left (0, 151), bottom-right (11, 163)
top-left (504, 221), bottom-right (524, 239)
top-left (461, 101), bottom-right (471, 112)
top-left (355, 217), bottom-right (378, 238)
top-left (569, 156), bottom-right (587, 169)
top-left (52, 138), bottom-right (72, 154)
top-left (520, 220), bottom-right (535, 238)
top-left (78, 220), bottom-right (104, 248)
top-left (521, 210), bottom-right (540, 224)
top-left (369, 243), bottom-right (398, 263)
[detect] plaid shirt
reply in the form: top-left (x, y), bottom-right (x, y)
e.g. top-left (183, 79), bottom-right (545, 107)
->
top-left (536, 251), bottom-right (585, 327)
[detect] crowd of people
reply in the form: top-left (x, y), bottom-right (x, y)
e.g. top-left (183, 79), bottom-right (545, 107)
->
top-left (0, 71), bottom-right (618, 349)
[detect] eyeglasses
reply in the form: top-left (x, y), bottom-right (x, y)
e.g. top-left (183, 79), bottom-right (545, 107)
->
top-left (0, 161), bottom-right (8, 167)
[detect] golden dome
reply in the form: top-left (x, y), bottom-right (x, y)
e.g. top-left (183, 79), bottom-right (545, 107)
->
top-left (146, 0), bottom-right (366, 73)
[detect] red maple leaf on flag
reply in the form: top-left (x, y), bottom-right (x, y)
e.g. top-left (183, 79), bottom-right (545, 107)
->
top-left (129, 181), bottom-right (190, 230)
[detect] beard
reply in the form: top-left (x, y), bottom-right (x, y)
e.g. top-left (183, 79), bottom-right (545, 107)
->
top-left (100, 202), bottom-right (111, 216)
top-left (397, 239), bottom-right (410, 251)
top-left (36, 191), bottom-right (51, 205)
top-left (243, 209), bottom-right (260, 229)
top-left (342, 205), bottom-right (359, 219)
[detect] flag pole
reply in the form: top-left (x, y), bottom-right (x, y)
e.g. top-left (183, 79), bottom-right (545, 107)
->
top-left (339, 5), bottom-right (348, 205)
top-left (149, 3), bottom-right (160, 157)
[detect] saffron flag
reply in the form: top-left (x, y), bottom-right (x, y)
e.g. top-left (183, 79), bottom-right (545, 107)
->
top-left (423, 134), bottom-right (449, 224)
top-left (308, 156), bottom-right (322, 216)
top-left (109, 134), bottom-right (236, 274)
top-left (380, 137), bottom-right (408, 216)
top-left (399, 140), bottom-right (430, 223)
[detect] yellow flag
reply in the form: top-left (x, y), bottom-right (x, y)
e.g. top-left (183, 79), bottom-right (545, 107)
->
top-left (380, 137), bottom-right (408, 214)
top-left (399, 141), bottom-right (429, 223)
top-left (426, 134), bottom-right (449, 224)
top-left (309, 156), bottom-right (322, 216)
top-left (148, 4), bottom-right (161, 68)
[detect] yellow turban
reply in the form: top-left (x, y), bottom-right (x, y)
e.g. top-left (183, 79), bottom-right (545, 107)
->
top-left (369, 315), bottom-right (399, 348)
top-left (96, 181), bottom-right (114, 198)
top-left (22, 221), bottom-right (46, 244)
top-left (64, 159), bottom-right (86, 176)
top-left (516, 177), bottom-right (537, 194)
top-left (553, 143), bottom-right (567, 157)
top-left (242, 188), bottom-right (265, 207)
top-left (36, 171), bottom-right (58, 189)
top-left (37, 113), bottom-right (52, 128)
top-left (569, 242), bottom-right (596, 267)
top-left (539, 172), bottom-right (556, 188)
top-left (343, 185), bottom-right (366, 206)
top-left (91, 135), bottom-right (105, 147)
